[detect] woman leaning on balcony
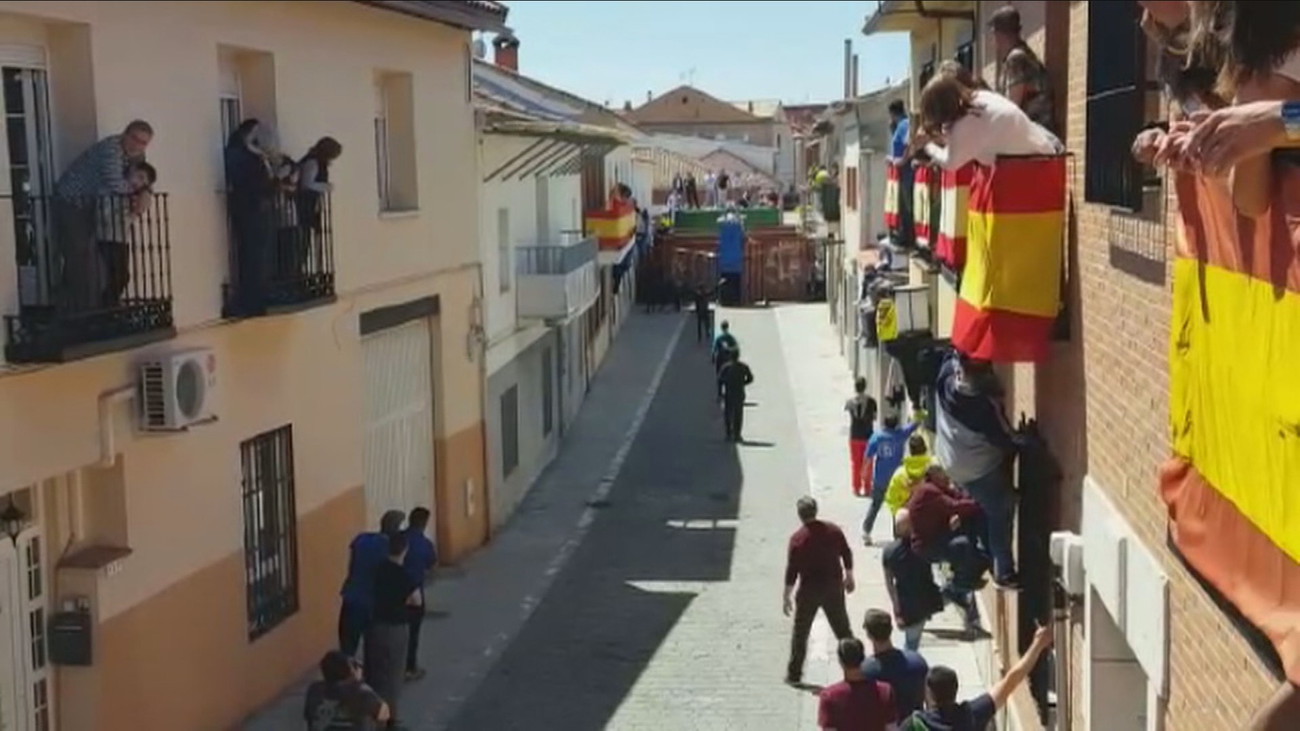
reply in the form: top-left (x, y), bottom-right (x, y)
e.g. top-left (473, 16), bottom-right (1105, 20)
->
top-left (909, 77), bottom-right (1062, 172)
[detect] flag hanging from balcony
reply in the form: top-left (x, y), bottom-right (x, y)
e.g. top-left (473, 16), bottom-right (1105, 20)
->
top-left (936, 163), bottom-right (976, 272)
top-left (913, 164), bottom-right (935, 249)
top-left (884, 161), bottom-right (901, 231)
top-left (1162, 170), bottom-right (1300, 685)
top-left (951, 154), bottom-right (1066, 363)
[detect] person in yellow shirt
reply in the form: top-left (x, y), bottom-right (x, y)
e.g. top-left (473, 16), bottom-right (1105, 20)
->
top-left (886, 434), bottom-right (934, 516)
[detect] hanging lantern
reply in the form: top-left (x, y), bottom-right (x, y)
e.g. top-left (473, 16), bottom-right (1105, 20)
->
top-left (1, 496), bottom-right (26, 546)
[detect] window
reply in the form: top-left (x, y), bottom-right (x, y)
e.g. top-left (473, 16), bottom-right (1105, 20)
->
top-left (500, 387), bottom-right (519, 477)
top-left (497, 207), bottom-right (511, 293)
top-left (542, 347), bottom-right (554, 437)
top-left (1085, 0), bottom-right (1146, 210)
top-left (845, 167), bottom-right (858, 211)
top-left (3, 66), bottom-right (56, 306)
top-left (919, 59), bottom-right (937, 90)
top-left (240, 425), bottom-right (300, 640)
top-left (375, 71), bottom-right (418, 211)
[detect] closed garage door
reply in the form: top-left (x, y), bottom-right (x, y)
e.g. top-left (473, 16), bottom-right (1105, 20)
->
top-left (362, 319), bottom-right (436, 537)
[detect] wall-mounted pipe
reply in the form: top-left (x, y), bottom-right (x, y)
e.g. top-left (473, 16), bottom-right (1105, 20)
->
top-left (97, 385), bottom-right (135, 468)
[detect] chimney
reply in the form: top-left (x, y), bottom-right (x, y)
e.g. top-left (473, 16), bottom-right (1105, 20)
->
top-left (747, 101), bottom-right (754, 113)
top-left (492, 32), bottom-right (519, 72)
top-left (843, 39), bottom-right (853, 100)
top-left (646, 90), bottom-right (652, 103)
top-left (851, 53), bottom-right (859, 97)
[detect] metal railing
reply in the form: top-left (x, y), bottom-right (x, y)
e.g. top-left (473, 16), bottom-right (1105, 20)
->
top-left (224, 190), bottom-right (336, 317)
top-left (516, 236), bottom-right (597, 276)
top-left (4, 192), bottom-right (174, 363)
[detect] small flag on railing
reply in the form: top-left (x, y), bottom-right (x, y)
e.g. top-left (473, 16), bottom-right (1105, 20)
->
top-left (936, 164), bottom-right (976, 272)
top-left (914, 165), bottom-right (934, 249)
top-left (951, 155), bottom-right (1067, 363)
top-left (884, 161), bottom-right (900, 231)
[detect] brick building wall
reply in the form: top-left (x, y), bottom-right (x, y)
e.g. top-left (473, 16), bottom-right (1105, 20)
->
top-left (1062, 2), bottom-right (1279, 728)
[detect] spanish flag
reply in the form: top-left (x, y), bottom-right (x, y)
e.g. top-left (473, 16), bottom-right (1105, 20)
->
top-left (884, 161), bottom-right (901, 231)
top-left (951, 155), bottom-right (1066, 363)
top-left (587, 198), bottom-right (636, 251)
top-left (1162, 170), bottom-right (1300, 685)
top-left (936, 164), bottom-right (976, 272)
top-left (913, 164), bottom-right (935, 250)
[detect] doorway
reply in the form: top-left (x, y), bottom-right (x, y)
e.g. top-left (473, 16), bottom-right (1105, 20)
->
top-left (0, 521), bottom-right (52, 731)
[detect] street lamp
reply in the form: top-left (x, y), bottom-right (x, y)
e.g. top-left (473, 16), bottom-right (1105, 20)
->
top-left (1, 496), bottom-right (26, 546)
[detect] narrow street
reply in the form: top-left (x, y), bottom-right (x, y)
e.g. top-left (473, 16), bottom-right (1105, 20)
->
top-left (251, 305), bottom-right (987, 730)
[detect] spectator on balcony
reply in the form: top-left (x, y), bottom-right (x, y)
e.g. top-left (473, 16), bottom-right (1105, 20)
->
top-left (1182, 1), bottom-right (1300, 216)
top-left (95, 161), bottom-right (157, 307)
top-left (902, 466), bottom-right (986, 633)
top-left (298, 136), bottom-right (343, 264)
top-left (225, 119), bottom-right (275, 315)
top-left (54, 119), bottom-right (154, 310)
top-left (938, 59), bottom-right (990, 92)
top-left (685, 173), bottom-right (700, 209)
top-left (934, 353), bottom-right (1018, 590)
top-left (989, 5), bottom-right (1056, 134)
top-left (887, 100), bottom-right (910, 162)
top-left (914, 77), bottom-right (1062, 172)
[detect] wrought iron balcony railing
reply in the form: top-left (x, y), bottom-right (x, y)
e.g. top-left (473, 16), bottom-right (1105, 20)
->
top-left (223, 190), bottom-right (336, 318)
top-left (4, 192), bottom-right (175, 363)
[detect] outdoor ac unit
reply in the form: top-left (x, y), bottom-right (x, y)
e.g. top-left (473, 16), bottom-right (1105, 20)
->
top-left (138, 349), bottom-right (218, 431)
top-left (1050, 531), bottom-right (1086, 598)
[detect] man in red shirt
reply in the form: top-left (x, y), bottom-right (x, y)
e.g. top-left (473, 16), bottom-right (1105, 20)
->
top-left (904, 467), bottom-right (988, 633)
top-left (818, 637), bottom-right (897, 731)
top-left (784, 497), bottom-right (856, 684)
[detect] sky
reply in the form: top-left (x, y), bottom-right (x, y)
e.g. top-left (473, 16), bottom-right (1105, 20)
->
top-left (494, 1), bottom-right (911, 108)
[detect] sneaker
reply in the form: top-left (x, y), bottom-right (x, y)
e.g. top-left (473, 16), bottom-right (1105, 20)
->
top-left (993, 573), bottom-right (1022, 591)
top-left (863, 535), bottom-right (875, 547)
top-left (784, 673), bottom-right (803, 686)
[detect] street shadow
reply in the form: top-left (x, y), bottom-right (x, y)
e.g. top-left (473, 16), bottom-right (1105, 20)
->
top-left (447, 320), bottom-right (748, 730)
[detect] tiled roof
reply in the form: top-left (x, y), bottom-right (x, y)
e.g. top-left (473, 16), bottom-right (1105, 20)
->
top-left (358, 1), bottom-right (509, 31)
top-left (474, 59), bottom-right (644, 138)
top-left (729, 99), bottom-right (782, 119)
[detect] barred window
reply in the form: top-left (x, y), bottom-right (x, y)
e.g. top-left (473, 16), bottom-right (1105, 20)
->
top-left (240, 425), bottom-right (300, 640)
top-left (1084, 0), bottom-right (1147, 210)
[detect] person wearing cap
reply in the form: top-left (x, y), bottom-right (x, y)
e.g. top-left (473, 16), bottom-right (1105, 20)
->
top-left (338, 509), bottom-right (405, 657)
top-left (989, 5), bottom-right (1056, 134)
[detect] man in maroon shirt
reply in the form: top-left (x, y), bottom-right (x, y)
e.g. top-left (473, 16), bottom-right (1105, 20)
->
top-left (904, 467), bottom-right (988, 632)
top-left (784, 497), bottom-right (856, 684)
top-left (818, 637), bottom-right (897, 731)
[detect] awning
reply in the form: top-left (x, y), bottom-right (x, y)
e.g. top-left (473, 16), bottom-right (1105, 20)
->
top-left (478, 119), bottom-right (624, 183)
top-left (862, 0), bottom-right (975, 36)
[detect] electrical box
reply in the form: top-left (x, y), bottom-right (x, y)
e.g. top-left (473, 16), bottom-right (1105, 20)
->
top-left (49, 608), bottom-right (93, 666)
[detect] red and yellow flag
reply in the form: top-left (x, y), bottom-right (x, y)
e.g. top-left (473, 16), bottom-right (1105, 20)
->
top-left (884, 161), bottom-right (901, 231)
top-left (936, 163), bottom-right (976, 272)
top-left (914, 164), bottom-right (935, 249)
top-left (1162, 170), bottom-right (1300, 685)
top-left (587, 198), bottom-right (636, 251)
top-left (951, 155), bottom-right (1066, 363)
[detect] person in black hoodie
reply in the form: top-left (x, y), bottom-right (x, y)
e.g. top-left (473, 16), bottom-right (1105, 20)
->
top-left (905, 625), bottom-right (1051, 730)
top-left (717, 349), bottom-right (754, 443)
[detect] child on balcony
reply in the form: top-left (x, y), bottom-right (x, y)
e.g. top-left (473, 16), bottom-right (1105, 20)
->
top-left (96, 161), bottom-right (156, 307)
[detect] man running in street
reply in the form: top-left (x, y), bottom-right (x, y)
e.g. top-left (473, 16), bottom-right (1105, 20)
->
top-left (717, 348), bottom-right (754, 443)
top-left (784, 497), bottom-right (856, 685)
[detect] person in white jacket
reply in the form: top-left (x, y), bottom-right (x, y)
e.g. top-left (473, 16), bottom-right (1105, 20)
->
top-left (911, 77), bottom-right (1061, 171)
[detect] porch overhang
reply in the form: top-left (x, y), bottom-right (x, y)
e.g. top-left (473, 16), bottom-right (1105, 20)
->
top-left (479, 116), bottom-right (626, 182)
top-left (862, 0), bottom-right (976, 36)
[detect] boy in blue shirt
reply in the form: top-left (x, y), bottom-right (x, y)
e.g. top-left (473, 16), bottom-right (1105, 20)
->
top-left (862, 415), bottom-right (921, 545)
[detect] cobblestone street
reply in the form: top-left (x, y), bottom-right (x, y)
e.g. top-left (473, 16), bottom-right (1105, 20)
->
top-left (247, 306), bottom-right (987, 730)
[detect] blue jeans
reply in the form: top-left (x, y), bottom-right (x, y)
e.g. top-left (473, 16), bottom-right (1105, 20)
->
top-left (862, 481), bottom-right (888, 536)
top-left (901, 624), bottom-right (924, 651)
top-left (964, 468), bottom-right (1017, 582)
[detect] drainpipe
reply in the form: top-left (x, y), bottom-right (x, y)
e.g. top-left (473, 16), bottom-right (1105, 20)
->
top-left (1053, 580), bottom-right (1073, 730)
top-left (97, 385), bottom-right (135, 468)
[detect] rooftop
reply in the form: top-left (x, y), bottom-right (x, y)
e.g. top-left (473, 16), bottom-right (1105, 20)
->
top-left (360, 0), bottom-right (510, 32)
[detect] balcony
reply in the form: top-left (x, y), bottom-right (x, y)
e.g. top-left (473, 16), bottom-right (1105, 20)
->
top-left (4, 193), bottom-right (175, 364)
top-left (223, 191), bottom-right (336, 318)
top-left (516, 235), bottom-right (598, 322)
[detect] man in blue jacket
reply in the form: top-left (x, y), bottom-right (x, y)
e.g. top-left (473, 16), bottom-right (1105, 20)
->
top-left (935, 353), bottom-right (1019, 589)
top-left (338, 509), bottom-right (406, 657)
top-left (403, 507), bottom-right (437, 680)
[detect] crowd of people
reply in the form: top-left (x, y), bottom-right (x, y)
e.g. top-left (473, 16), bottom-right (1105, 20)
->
top-left (668, 168), bottom-right (783, 213)
top-left (305, 507), bottom-right (437, 729)
top-left (224, 119), bottom-right (342, 316)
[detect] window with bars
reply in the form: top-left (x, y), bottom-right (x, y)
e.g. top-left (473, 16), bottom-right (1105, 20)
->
top-left (240, 425), bottom-right (300, 640)
top-left (501, 387), bottom-right (519, 477)
top-left (1085, 0), bottom-right (1147, 210)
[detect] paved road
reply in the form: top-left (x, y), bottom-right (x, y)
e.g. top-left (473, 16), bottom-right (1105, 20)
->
top-left (246, 306), bottom-right (988, 731)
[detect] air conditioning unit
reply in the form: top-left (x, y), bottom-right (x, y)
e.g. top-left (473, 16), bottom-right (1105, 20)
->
top-left (138, 349), bottom-right (218, 431)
